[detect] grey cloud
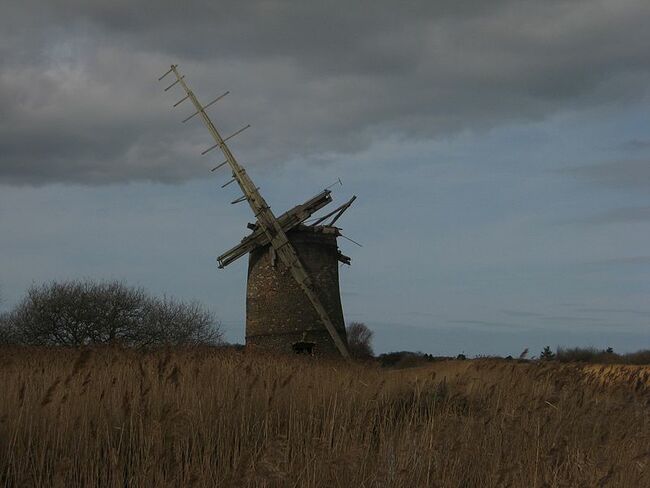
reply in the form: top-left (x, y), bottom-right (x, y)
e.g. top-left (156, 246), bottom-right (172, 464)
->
top-left (566, 206), bottom-right (650, 224)
top-left (597, 256), bottom-right (650, 265)
top-left (618, 139), bottom-right (650, 151)
top-left (501, 308), bottom-right (632, 322)
top-left (2, 0), bottom-right (650, 184)
top-left (447, 319), bottom-right (520, 329)
top-left (541, 316), bottom-right (604, 323)
top-left (499, 309), bottom-right (544, 318)
top-left (404, 311), bottom-right (436, 318)
top-left (576, 255), bottom-right (650, 269)
top-left (459, 314), bottom-right (604, 327)
top-left (566, 159), bottom-right (650, 190)
top-left (573, 307), bottom-right (650, 316)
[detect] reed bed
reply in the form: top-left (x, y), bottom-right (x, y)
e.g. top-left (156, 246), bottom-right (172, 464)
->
top-left (0, 346), bottom-right (648, 487)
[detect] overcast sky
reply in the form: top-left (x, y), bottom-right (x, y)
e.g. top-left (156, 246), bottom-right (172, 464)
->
top-left (1, 0), bottom-right (649, 355)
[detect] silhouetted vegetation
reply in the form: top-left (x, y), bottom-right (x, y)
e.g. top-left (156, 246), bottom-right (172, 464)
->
top-left (377, 351), bottom-right (454, 368)
top-left (374, 346), bottom-right (650, 368)
top-left (0, 280), bottom-right (222, 347)
top-left (540, 345), bottom-right (555, 360)
top-left (345, 321), bottom-right (374, 359)
top-left (556, 346), bottom-right (650, 365)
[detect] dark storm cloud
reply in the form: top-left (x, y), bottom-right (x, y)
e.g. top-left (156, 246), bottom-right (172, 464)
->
top-left (2, 0), bottom-right (650, 184)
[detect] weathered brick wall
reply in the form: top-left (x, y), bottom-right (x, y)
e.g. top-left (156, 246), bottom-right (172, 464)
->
top-left (245, 226), bottom-right (348, 356)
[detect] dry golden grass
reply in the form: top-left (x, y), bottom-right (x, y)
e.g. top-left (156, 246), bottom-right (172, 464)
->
top-left (0, 346), bottom-right (648, 487)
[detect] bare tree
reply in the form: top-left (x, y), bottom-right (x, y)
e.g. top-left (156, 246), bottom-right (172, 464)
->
top-left (346, 322), bottom-right (374, 359)
top-left (0, 286), bottom-right (14, 345)
top-left (0, 312), bottom-right (15, 345)
top-left (140, 296), bottom-right (220, 347)
top-left (2, 280), bottom-right (222, 347)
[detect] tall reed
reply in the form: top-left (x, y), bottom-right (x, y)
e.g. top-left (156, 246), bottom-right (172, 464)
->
top-left (0, 346), bottom-right (648, 487)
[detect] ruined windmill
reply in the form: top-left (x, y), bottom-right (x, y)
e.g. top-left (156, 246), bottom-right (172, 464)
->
top-left (159, 65), bottom-right (356, 358)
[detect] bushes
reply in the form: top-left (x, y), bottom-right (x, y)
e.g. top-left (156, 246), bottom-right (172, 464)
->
top-left (374, 348), bottom-right (650, 368)
top-left (377, 351), bottom-right (453, 368)
top-left (555, 347), bottom-right (650, 365)
top-left (346, 322), bottom-right (374, 359)
top-left (0, 280), bottom-right (222, 347)
top-left (623, 349), bottom-right (650, 364)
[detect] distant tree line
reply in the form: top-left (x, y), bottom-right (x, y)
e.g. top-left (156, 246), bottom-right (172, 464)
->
top-left (376, 347), bottom-right (650, 368)
top-left (541, 346), bottom-right (650, 365)
top-left (0, 280), bottom-right (222, 347)
top-left (375, 351), bottom-right (459, 368)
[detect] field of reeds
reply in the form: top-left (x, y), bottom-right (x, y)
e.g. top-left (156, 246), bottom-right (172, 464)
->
top-left (0, 347), bottom-right (648, 487)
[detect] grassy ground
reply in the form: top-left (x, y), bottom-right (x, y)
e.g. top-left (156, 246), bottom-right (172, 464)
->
top-left (0, 346), bottom-right (648, 487)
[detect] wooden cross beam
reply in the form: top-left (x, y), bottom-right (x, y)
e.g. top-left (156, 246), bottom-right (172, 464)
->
top-left (217, 190), bottom-right (333, 268)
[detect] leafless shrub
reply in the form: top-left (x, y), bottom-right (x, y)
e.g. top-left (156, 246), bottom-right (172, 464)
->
top-left (0, 312), bottom-right (16, 345)
top-left (346, 321), bottom-right (374, 359)
top-left (1, 280), bottom-right (222, 347)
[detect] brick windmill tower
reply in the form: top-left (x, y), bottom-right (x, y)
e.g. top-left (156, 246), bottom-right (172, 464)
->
top-left (160, 65), bottom-right (356, 358)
